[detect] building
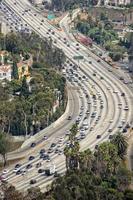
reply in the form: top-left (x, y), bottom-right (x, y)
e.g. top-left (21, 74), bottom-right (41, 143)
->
top-left (0, 64), bottom-right (12, 81)
top-left (17, 61), bottom-right (30, 80)
top-left (0, 51), bottom-right (12, 81)
top-left (103, 0), bottom-right (132, 5)
top-left (32, 0), bottom-right (43, 5)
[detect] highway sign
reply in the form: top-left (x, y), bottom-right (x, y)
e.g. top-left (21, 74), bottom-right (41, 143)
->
top-left (73, 55), bottom-right (84, 60)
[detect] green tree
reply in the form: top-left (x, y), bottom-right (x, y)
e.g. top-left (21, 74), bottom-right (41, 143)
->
top-left (111, 132), bottom-right (128, 159)
top-left (20, 76), bottom-right (29, 98)
top-left (12, 62), bottom-right (19, 80)
top-left (0, 132), bottom-right (11, 166)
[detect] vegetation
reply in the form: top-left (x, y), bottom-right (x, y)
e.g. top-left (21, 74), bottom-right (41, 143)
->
top-left (0, 32), bottom-right (66, 136)
top-left (0, 132), bottom-right (12, 166)
top-left (50, 0), bottom-right (97, 11)
top-left (75, 13), bottom-right (126, 61)
top-left (0, 128), bottom-right (132, 199)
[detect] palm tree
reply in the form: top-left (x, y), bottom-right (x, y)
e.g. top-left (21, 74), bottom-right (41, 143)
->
top-left (79, 149), bottom-right (92, 170)
top-left (111, 132), bottom-right (128, 159)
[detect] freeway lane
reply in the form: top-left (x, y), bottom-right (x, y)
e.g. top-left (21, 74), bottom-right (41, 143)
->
top-left (1, 0), bottom-right (133, 192)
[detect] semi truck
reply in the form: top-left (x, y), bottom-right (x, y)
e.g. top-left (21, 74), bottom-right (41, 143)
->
top-left (45, 164), bottom-right (56, 176)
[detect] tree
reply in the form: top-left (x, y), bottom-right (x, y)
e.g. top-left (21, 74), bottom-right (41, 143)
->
top-left (4, 185), bottom-right (23, 200)
top-left (64, 124), bottom-right (80, 170)
top-left (20, 75), bottom-right (29, 98)
top-left (0, 132), bottom-right (12, 166)
top-left (94, 142), bottom-right (120, 177)
top-left (12, 62), bottom-right (19, 80)
top-left (111, 132), bottom-right (128, 159)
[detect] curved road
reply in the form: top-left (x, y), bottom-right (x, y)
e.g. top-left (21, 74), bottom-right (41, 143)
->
top-left (0, 0), bottom-right (133, 192)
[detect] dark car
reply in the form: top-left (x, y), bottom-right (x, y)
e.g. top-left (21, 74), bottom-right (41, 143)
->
top-left (121, 92), bottom-right (125, 97)
top-left (54, 171), bottom-right (60, 178)
top-left (95, 145), bottom-right (99, 150)
top-left (51, 143), bottom-right (56, 148)
top-left (97, 135), bottom-right (101, 139)
top-left (16, 170), bottom-right (22, 175)
top-left (67, 116), bottom-right (72, 120)
top-left (15, 164), bottom-right (21, 169)
top-left (36, 162), bottom-right (42, 168)
top-left (125, 123), bottom-right (130, 129)
top-left (28, 156), bottom-right (35, 161)
top-left (123, 128), bottom-right (127, 133)
top-left (40, 149), bottom-right (45, 154)
top-left (43, 154), bottom-right (49, 160)
top-left (30, 179), bottom-right (36, 184)
top-left (26, 164), bottom-right (32, 169)
top-left (48, 148), bottom-right (53, 154)
top-left (109, 135), bottom-right (113, 139)
top-left (38, 169), bottom-right (45, 173)
top-left (40, 154), bottom-right (45, 159)
top-left (30, 143), bottom-right (36, 148)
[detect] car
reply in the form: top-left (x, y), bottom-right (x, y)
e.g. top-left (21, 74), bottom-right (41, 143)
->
top-left (58, 150), bottom-right (63, 155)
top-left (54, 171), bottom-right (60, 178)
top-left (38, 169), bottom-right (45, 173)
top-left (2, 169), bottom-right (9, 174)
top-left (43, 154), bottom-right (49, 160)
top-left (125, 123), bottom-right (130, 129)
top-left (55, 148), bottom-right (59, 154)
top-left (26, 164), bottom-right (32, 169)
top-left (119, 77), bottom-right (124, 80)
top-left (30, 179), bottom-right (36, 184)
top-left (65, 130), bottom-right (70, 136)
top-left (95, 145), bottom-right (99, 149)
top-left (67, 116), bottom-right (72, 120)
top-left (121, 92), bottom-right (125, 97)
top-left (40, 153), bottom-right (45, 159)
top-left (22, 170), bottom-right (26, 176)
top-left (97, 135), bottom-right (101, 139)
top-left (28, 156), bottom-right (35, 161)
top-left (97, 59), bottom-right (101, 62)
top-left (122, 128), bottom-right (127, 133)
top-left (108, 129), bottom-right (112, 133)
top-left (90, 126), bottom-right (94, 131)
top-left (15, 164), bottom-right (21, 169)
top-left (124, 106), bottom-right (129, 111)
top-left (30, 142), bottom-right (36, 148)
top-left (109, 135), bottom-right (113, 139)
top-left (79, 112), bottom-right (83, 116)
top-left (36, 162), bottom-right (42, 168)
top-left (40, 149), bottom-right (45, 154)
top-left (43, 135), bottom-right (48, 140)
top-left (51, 143), bottom-right (56, 148)
top-left (109, 119), bottom-right (113, 123)
top-left (89, 61), bottom-right (92, 64)
top-left (76, 47), bottom-right (79, 50)
top-left (16, 170), bottom-right (22, 175)
top-left (48, 148), bottom-right (54, 154)
top-left (51, 31), bottom-right (55, 35)
top-left (80, 134), bottom-right (86, 139)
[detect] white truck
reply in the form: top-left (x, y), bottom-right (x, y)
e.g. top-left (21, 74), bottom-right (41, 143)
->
top-left (45, 164), bottom-right (56, 176)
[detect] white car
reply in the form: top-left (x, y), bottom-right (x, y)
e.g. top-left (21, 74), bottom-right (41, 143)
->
top-left (2, 169), bottom-right (9, 174)
top-left (13, 168), bottom-right (19, 173)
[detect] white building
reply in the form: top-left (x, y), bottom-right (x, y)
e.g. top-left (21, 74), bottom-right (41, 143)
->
top-left (0, 65), bottom-right (12, 81)
top-left (32, 0), bottom-right (43, 5)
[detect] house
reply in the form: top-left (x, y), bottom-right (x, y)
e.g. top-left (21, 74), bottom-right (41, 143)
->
top-left (0, 51), bottom-right (12, 81)
top-left (0, 64), bottom-right (12, 81)
top-left (17, 61), bottom-right (30, 80)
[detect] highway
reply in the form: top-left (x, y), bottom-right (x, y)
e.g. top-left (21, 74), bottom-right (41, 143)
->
top-left (0, 0), bottom-right (133, 192)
